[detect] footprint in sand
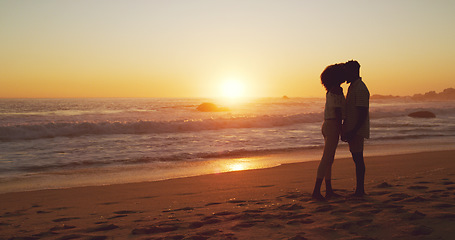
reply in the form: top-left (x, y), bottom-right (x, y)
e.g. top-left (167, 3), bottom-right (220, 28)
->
top-left (427, 189), bottom-right (445, 193)
top-left (406, 210), bottom-right (426, 220)
top-left (314, 205), bottom-right (333, 212)
top-left (330, 209), bottom-right (351, 215)
top-left (50, 224), bottom-right (76, 231)
top-left (432, 203), bottom-right (454, 209)
top-left (288, 234), bottom-right (307, 240)
top-left (1, 210), bottom-right (27, 218)
top-left (213, 211), bottom-right (236, 216)
top-left (186, 235), bottom-right (210, 240)
top-left (280, 192), bottom-right (308, 199)
top-left (94, 221), bottom-right (108, 225)
top-left (36, 210), bottom-right (52, 214)
top-left (436, 213), bottom-right (455, 219)
top-left (277, 204), bottom-right (305, 211)
top-left (131, 223), bottom-right (179, 235)
top-left (404, 196), bottom-right (428, 202)
top-left (416, 181), bottom-right (432, 184)
top-left (230, 212), bottom-right (264, 222)
top-left (231, 221), bottom-right (256, 230)
top-left (176, 192), bottom-right (197, 196)
top-left (107, 215), bottom-right (127, 219)
top-left (201, 216), bottom-right (222, 224)
top-left (84, 224), bottom-right (119, 233)
top-left (375, 182), bottom-right (393, 188)
top-left (349, 211), bottom-right (371, 217)
top-left (98, 202), bottom-right (119, 206)
top-left (287, 219), bottom-right (314, 225)
top-left (188, 221), bottom-right (204, 229)
top-left (383, 204), bottom-right (404, 210)
top-left (88, 236), bottom-right (109, 240)
top-left (368, 190), bottom-right (391, 196)
top-left (243, 209), bottom-right (264, 213)
top-left (137, 195), bottom-right (159, 199)
top-left (331, 221), bottom-right (355, 230)
top-left (389, 193), bottom-right (412, 201)
top-left (113, 210), bottom-right (140, 214)
top-left (255, 185), bottom-right (275, 188)
top-left (205, 202), bottom-right (222, 206)
top-left (51, 207), bottom-right (72, 211)
top-left (55, 234), bottom-right (83, 240)
top-left (407, 185), bottom-right (429, 190)
top-left (227, 199), bottom-right (247, 204)
top-left (52, 217), bottom-right (80, 222)
top-left (411, 225), bottom-right (433, 236)
top-left (331, 219), bottom-right (373, 230)
top-left (198, 229), bottom-right (221, 236)
top-left (163, 207), bottom-right (195, 212)
top-left (220, 233), bottom-right (237, 239)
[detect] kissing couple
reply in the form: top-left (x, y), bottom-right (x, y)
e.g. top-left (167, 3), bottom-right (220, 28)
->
top-left (312, 60), bottom-right (370, 201)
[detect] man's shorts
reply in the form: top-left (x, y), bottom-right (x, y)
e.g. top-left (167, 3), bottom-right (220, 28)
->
top-left (348, 134), bottom-right (364, 153)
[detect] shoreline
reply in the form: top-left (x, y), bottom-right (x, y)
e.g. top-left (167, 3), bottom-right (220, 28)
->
top-left (1, 137), bottom-right (455, 194)
top-left (1, 149), bottom-right (454, 239)
top-left (2, 148), bottom-right (454, 196)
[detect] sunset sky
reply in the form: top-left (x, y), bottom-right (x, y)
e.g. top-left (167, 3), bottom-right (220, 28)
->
top-left (1, 0), bottom-right (454, 98)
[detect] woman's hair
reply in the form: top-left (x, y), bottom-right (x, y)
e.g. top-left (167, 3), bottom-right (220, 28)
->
top-left (320, 63), bottom-right (345, 91)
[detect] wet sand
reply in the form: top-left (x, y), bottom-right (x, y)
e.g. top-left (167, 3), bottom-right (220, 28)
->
top-left (1, 150), bottom-right (454, 239)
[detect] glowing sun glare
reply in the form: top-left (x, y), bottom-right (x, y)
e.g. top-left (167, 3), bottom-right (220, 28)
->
top-left (220, 79), bottom-right (245, 99)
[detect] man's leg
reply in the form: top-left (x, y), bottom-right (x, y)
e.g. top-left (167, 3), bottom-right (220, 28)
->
top-left (349, 135), bottom-right (366, 196)
top-left (351, 151), bottom-right (365, 196)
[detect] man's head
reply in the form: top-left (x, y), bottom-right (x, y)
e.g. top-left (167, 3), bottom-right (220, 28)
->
top-left (345, 60), bottom-right (360, 83)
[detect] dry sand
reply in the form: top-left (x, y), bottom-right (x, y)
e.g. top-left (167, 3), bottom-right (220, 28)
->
top-left (1, 150), bottom-right (454, 240)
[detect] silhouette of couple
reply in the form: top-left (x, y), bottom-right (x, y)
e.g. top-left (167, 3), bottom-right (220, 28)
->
top-left (312, 60), bottom-right (370, 201)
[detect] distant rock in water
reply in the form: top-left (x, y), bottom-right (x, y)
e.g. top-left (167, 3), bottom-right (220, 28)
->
top-left (196, 102), bottom-right (229, 112)
top-left (408, 111), bottom-right (436, 118)
top-left (282, 95), bottom-right (289, 100)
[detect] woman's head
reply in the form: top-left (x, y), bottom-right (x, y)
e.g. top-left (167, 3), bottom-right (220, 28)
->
top-left (320, 63), bottom-right (346, 91)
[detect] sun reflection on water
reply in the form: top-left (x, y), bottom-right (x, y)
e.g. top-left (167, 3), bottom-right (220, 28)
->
top-left (227, 162), bottom-right (247, 171)
top-left (225, 158), bottom-right (253, 172)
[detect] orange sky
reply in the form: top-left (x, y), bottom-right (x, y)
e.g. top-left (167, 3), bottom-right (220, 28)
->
top-left (1, 1), bottom-right (454, 98)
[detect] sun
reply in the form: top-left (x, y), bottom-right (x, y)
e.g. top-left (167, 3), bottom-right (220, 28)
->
top-left (220, 78), bottom-right (246, 99)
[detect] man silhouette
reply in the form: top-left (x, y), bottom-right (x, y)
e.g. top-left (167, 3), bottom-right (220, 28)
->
top-left (342, 60), bottom-right (370, 197)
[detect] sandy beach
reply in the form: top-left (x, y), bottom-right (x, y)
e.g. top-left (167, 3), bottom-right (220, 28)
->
top-left (1, 150), bottom-right (454, 240)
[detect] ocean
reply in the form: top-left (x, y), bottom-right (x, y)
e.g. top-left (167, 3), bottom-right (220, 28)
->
top-left (1, 97), bottom-right (454, 193)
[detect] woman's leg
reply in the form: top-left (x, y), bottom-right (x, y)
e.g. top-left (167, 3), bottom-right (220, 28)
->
top-left (313, 123), bottom-right (329, 200)
top-left (313, 121), bottom-right (339, 200)
top-left (325, 164), bottom-right (333, 193)
top-left (323, 132), bottom-right (339, 196)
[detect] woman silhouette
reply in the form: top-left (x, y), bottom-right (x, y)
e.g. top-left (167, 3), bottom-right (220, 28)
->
top-left (312, 63), bottom-right (346, 201)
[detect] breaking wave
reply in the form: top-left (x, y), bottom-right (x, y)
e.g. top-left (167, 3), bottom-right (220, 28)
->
top-left (0, 113), bottom-right (322, 141)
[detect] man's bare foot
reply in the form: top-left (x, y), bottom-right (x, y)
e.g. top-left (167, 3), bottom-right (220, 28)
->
top-left (312, 193), bottom-right (326, 201)
top-left (348, 192), bottom-right (366, 199)
top-left (354, 191), bottom-right (366, 197)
